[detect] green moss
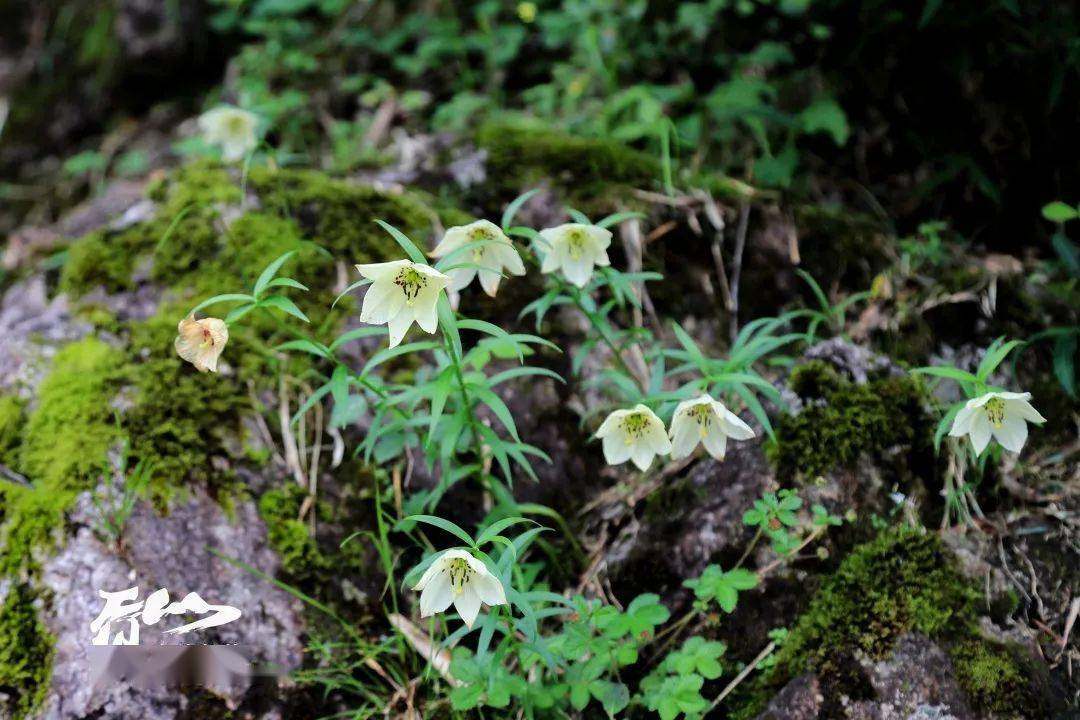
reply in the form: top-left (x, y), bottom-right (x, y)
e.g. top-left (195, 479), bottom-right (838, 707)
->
top-left (121, 306), bottom-right (254, 503)
top-left (61, 161), bottom-right (242, 297)
top-left (772, 368), bottom-right (927, 478)
top-left (248, 167), bottom-right (440, 263)
top-left (258, 485), bottom-right (329, 577)
top-left (734, 529), bottom-right (979, 717)
top-left (775, 528), bottom-right (978, 676)
top-left (0, 395), bottom-right (25, 469)
top-left (950, 639), bottom-right (1042, 717)
top-left (733, 528), bottom-right (1045, 718)
top-left (475, 120), bottom-right (659, 210)
top-left (0, 339), bottom-right (120, 576)
top-left (20, 339), bottom-right (120, 491)
top-left (0, 584), bottom-right (54, 720)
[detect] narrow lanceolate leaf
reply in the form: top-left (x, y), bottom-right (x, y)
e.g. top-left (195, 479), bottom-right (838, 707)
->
top-left (486, 366), bottom-right (565, 387)
top-left (934, 402), bottom-right (964, 452)
top-left (253, 250), bottom-right (298, 298)
top-left (374, 219), bottom-right (427, 264)
top-left (471, 386), bottom-right (520, 440)
top-left (189, 293), bottom-right (255, 316)
top-left (398, 515), bottom-right (477, 548)
top-left (332, 277), bottom-right (374, 309)
top-left (475, 517), bottom-right (537, 548)
top-left (501, 188), bottom-right (542, 231)
top-left (596, 211), bottom-right (646, 229)
top-left (911, 366), bottom-right (980, 384)
top-left (360, 341), bottom-right (440, 377)
top-left (437, 294), bottom-right (462, 361)
top-left (328, 326), bottom-right (387, 352)
top-left (224, 303), bottom-right (258, 325)
top-left (975, 338), bottom-right (1025, 382)
top-left (264, 276), bottom-right (309, 292)
top-left (274, 339), bottom-right (331, 359)
top-left (260, 295), bottom-right (311, 323)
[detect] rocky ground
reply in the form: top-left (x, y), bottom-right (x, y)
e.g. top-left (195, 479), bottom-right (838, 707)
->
top-left (0, 113), bottom-right (1077, 720)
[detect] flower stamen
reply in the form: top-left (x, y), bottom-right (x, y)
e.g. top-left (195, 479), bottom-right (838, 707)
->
top-left (394, 268), bottom-right (429, 306)
top-left (984, 397), bottom-right (1006, 427)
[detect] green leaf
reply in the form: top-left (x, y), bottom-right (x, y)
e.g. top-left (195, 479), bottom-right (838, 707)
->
top-left (975, 338), bottom-right (1025, 382)
top-left (260, 295), bottom-right (310, 323)
top-left (1042, 201), bottom-right (1079, 223)
top-left (253, 250), bottom-right (298, 298)
top-left (684, 565), bottom-right (759, 613)
top-left (398, 515), bottom-right (476, 548)
top-left (274, 339), bottom-right (331, 358)
top-left (188, 293), bottom-right (255, 316)
top-left (589, 680), bottom-right (630, 716)
top-left (501, 188), bottom-right (542, 231)
top-left (1053, 332), bottom-right (1077, 398)
top-left (798, 98), bottom-right (850, 145)
top-left (331, 277), bottom-right (373, 308)
top-left (328, 326), bottom-right (387, 352)
top-left (596, 211), bottom-right (646, 229)
top-left (374, 219), bottom-right (427, 264)
top-left (360, 341), bottom-right (440, 376)
top-left (437, 295), bottom-right (462, 361)
top-left (471, 386), bottom-right (520, 440)
top-left (265, 277), bottom-right (308, 292)
top-left (475, 517), bottom-right (536, 548)
top-left (911, 366), bottom-right (980, 385)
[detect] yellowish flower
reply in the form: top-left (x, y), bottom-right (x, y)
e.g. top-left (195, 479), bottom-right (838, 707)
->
top-left (430, 220), bottom-right (526, 297)
top-left (356, 260), bottom-right (451, 348)
top-left (198, 105), bottom-right (259, 162)
top-left (174, 315), bottom-right (229, 373)
top-left (949, 390), bottom-right (1045, 455)
top-left (539, 223), bottom-right (612, 288)
top-left (594, 404), bottom-right (672, 471)
top-left (669, 394), bottom-right (755, 461)
top-left (413, 548), bottom-right (508, 628)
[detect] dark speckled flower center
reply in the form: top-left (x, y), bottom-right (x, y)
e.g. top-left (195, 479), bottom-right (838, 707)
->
top-left (394, 267), bottom-right (428, 305)
top-left (688, 403), bottom-right (714, 436)
top-left (567, 230), bottom-right (587, 260)
top-left (984, 397), bottom-right (1006, 427)
top-left (621, 413), bottom-right (650, 443)
top-left (446, 558), bottom-right (473, 595)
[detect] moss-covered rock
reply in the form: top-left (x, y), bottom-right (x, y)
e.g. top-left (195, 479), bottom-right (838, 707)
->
top-left (950, 638), bottom-right (1042, 716)
top-left (0, 395), bottom-right (25, 470)
top-left (475, 120), bottom-right (659, 211)
top-left (0, 584), bottom-right (55, 720)
top-left (258, 485), bottom-right (330, 578)
top-left (0, 339), bottom-right (121, 576)
top-left (772, 363), bottom-right (928, 478)
top-left (735, 528), bottom-right (1047, 718)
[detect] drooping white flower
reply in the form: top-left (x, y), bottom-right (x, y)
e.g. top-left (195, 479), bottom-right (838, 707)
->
top-left (594, 404), bottom-right (672, 471)
top-left (174, 315), bottom-right (229, 373)
top-left (430, 220), bottom-right (526, 297)
top-left (669, 394), bottom-right (755, 461)
top-left (948, 390), bottom-right (1045, 455)
top-left (413, 548), bottom-right (508, 628)
top-left (198, 105), bottom-right (260, 162)
top-left (356, 260), bottom-right (451, 348)
top-left (539, 223), bottom-right (612, 288)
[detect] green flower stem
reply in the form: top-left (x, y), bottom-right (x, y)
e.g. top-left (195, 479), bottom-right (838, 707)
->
top-left (565, 284), bottom-right (645, 392)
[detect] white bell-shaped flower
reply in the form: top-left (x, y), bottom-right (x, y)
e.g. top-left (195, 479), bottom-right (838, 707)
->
top-left (174, 315), bottom-right (228, 373)
top-left (539, 223), bottom-right (612, 288)
top-left (669, 394), bottom-right (755, 461)
top-left (413, 548), bottom-right (508, 628)
top-left (594, 404), bottom-right (672, 471)
top-left (430, 220), bottom-right (526, 297)
top-left (198, 105), bottom-right (260, 162)
top-left (355, 260), bottom-right (451, 348)
top-left (949, 390), bottom-right (1045, 455)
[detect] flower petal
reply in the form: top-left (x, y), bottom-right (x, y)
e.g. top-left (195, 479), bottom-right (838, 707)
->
top-left (602, 432), bottom-right (632, 465)
top-left (387, 311), bottom-right (414, 348)
top-left (419, 575), bottom-right (455, 617)
top-left (969, 415), bottom-right (992, 455)
top-left (991, 413), bottom-right (1028, 453)
top-left (454, 586), bottom-right (484, 628)
top-left (1005, 397), bottom-right (1045, 424)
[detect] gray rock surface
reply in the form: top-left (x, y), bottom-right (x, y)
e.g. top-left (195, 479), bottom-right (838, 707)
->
top-left (39, 487), bottom-right (305, 719)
